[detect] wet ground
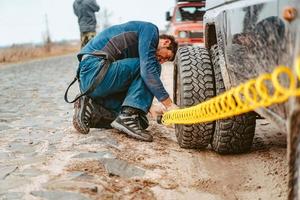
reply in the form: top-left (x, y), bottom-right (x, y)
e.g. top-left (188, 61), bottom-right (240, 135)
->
top-left (0, 55), bottom-right (287, 200)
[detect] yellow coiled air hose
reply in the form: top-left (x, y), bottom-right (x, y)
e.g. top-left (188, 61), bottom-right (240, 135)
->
top-left (162, 57), bottom-right (300, 125)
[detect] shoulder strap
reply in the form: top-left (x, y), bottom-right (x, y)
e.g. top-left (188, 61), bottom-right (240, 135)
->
top-left (64, 51), bottom-right (113, 103)
top-left (77, 50), bottom-right (115, 62)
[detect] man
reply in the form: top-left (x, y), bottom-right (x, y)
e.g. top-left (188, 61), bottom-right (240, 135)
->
top-left (67, 21), bottom-right (178, 142)
top-left (73, 0), bottom-right (100, 48)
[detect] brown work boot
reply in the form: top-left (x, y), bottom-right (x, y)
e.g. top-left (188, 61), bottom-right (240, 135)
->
top-left (90, 101), bottom-right (116, 129)
top-left (73, 95), bottom-right (93, 134)
top-left (73, 96), bottom-right (115, 134)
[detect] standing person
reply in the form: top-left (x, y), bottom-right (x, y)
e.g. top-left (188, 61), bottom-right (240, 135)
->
top-left (73, 0), bottom-right (100, 48)
top-left (65, 21), bottom-right (178, 142)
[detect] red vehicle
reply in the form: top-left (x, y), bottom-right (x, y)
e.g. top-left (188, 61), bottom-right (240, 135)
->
top-left (166, 0), bottom-right (205, 46)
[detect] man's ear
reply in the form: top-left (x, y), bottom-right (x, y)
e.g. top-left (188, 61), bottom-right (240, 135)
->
top-left (162, 39), bottom-right (171, 47)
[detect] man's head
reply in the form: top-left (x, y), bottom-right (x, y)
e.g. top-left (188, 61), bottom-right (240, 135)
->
top-left (156, 34), bottom-right (178, 64)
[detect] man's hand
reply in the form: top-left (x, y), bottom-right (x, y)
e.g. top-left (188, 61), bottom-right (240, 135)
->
top-left (149, 102), bottom-right (179, 119)
top-left (149, 98), bottom-right (179, 124)
top-left (149, 104), bottom-right (165, 119)
top-left (165, 102), bottom-right (179, 112)
top-left (154, 97), bottom-right (179, 127)
top-left (161, 97), bottom-right (179, 112)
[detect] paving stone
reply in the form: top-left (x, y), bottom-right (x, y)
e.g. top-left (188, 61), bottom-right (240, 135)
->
top-left (100, 158), bottom-right (145, 178)
top-left (72, 151), bottom-right (115, 159)
top-left (15, 168), bottom-right (44, 177)
top-left (0, 192), bottom-right (25, 200)
top-left (45, 180), bottom-right (101, 193)
top-left (7, 141), bottom-right (39, 154)
top-left (30, 190), bottom-right (91, 200)
top-left (77, 136), bottom-right (119, 147)
top-left (66, 171), bottom-right (85, 178)
top-left (0, 165), bottom-right (18, 180)
top-left (66, 171), bottom-right (92, 180)
top-left (12, 156), bottom-right (48, 165)
top-left (0, 125), bottom-right (11, 132)
top-left (0, 152), bottom-right (11, 160)
top-left (48, 135), bottom-right (65, 143)
top-left (0, 178), bottom-right (29, 194)
top-left (44, 144), bottom-right (58, 155)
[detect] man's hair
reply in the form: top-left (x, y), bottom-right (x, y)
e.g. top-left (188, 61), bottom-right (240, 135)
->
top-left (159, 34), bottom-right (178, 61)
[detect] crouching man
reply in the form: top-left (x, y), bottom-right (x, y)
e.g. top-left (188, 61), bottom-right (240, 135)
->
top-left (66, 21), bottom-right (178, 142)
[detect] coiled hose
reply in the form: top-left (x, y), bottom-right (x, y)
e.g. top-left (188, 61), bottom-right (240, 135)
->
top-left (162, 57), bottom-right (300, 125)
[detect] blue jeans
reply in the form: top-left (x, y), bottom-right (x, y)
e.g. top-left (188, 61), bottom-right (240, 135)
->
top-left (79, 56), bottom-right (154, 115)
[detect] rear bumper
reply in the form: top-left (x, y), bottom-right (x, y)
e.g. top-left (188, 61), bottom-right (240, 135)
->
top-left (177, 38), bottom-right (205, 46)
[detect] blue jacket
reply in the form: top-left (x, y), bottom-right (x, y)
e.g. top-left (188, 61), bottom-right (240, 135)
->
top-left (80, 21), bottom-right (169, 102)
top-left (73, 0), bottom-right (100, 33)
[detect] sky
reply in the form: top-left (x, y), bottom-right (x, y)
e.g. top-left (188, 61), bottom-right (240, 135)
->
top-left (0, 0), bottom-right (174, 46)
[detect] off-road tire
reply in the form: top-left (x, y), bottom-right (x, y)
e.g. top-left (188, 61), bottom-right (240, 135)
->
top-left (174, 46), bottom-right (215, 149)
top-left (292, 140), bottom-right (300, 199)
top-left (288, 112), bottom-right (300, 200)
top-left (210, 44), bottom-right (256, 154)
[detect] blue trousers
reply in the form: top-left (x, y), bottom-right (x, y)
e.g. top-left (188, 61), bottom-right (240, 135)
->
top-left (78, 57), bottom-right (154, 115)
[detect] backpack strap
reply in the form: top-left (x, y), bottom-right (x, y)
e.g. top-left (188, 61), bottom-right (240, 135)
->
top-left (64, 51), bottom-right (113, 103)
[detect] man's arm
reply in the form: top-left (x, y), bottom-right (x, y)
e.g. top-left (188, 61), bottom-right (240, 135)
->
top-left (138, 23), bottom-right (169, 101)
top-left (89, 0), bottom-right (100, 12)
top-left (73, 2), bottom-right (79, 17)
top-left (138, 23), bottom-right (178, 111)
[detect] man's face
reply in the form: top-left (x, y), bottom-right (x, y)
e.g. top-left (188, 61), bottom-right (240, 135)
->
top-left (156, 39), bottom-right (174, 64)
top-left (156, 48), bottom-right (173, 64)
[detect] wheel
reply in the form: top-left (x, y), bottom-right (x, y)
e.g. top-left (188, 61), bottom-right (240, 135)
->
top-left (292, 140), bottom-right (300, 199)
top-left (173, 46), bottom-right (215, 149)
top-left (210, 44), bottom-right (256, 154)
top-left (288, 111), bottom-right (300, 199)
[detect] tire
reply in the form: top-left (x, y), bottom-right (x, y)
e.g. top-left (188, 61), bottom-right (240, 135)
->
top-left (210, 44), bottom-right (256, 154)
top-left (173, 46), bottom-right (215, 149)
top-left (289, 112), bottom-right (300, 199)
top-left (292, 141), bottom-right (300, 199)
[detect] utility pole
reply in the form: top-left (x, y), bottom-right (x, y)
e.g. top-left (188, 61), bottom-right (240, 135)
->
top-left (102, 8), bottom-right (112, 30)
top-left (44, 13), bottom-right (51, 52)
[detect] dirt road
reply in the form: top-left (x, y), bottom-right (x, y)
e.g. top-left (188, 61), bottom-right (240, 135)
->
top-left (0, 55), bottom-right (287, 200)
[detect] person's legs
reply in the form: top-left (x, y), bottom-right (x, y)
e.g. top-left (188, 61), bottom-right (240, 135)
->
top-left (80, 31), bottom-right (96, 48)
top-left (73, 57), bottom-right (119, 134)
top-left (74, 57), bottom-right (154, 139)
top-left (80, 57), bottom-right (153, 113)
top-left (94, 91), bottom-right (127, 116)
top-left (91, 58), bottom-right (155, 141)
top-left (121, 70), bottom-right (154, 113)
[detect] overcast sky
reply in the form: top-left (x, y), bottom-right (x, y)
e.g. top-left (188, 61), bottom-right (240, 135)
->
top-left (0, 0), bottom-right (174, 46)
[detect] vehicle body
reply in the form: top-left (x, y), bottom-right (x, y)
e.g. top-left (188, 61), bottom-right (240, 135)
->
top-left (173, 0), bottom-right (300, 198)
top-left (166, 0), bottom-right (206, 46)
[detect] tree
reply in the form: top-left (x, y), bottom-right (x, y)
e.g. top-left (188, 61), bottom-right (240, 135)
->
top-left (43, 14), bottom-right (52, 52)
top-left (96, 8), bottom-right (113, 32)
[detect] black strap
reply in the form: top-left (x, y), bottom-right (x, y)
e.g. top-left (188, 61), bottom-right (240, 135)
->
top-left (64, 51), bottom-right (113, 103)
top-left (77, 50), bottom-right (115, 62)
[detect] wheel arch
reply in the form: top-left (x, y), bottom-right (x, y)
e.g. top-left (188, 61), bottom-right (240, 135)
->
top-left (205, 23), bottom-right (217, 50)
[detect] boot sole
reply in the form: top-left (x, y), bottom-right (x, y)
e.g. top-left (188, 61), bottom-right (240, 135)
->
top-left (73, 116), bottom-right (89, 134)
top-left (73, 97), bottom-right (89, 134)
